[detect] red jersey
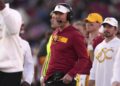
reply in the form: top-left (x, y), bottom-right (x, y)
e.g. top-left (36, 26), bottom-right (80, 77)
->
top-left (45, 25), bottom-right (92, 81)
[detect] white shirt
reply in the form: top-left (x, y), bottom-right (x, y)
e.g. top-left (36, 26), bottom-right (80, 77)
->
top-left (0, 4), bottom-right (23, 72)
top-left (90, 37), bottom-right (120, 86)
top-left (20, 37), bottom-right (34, 84)
top-left (111, 46), bottom-right (120, 84)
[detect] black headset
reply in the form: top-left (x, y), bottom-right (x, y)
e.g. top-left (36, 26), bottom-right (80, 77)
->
top-left (56, 3), bottom-right (73, 22)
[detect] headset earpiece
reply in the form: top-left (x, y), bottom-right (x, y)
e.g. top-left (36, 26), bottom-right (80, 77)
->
top-left (57, 3), bottom-right (73, 22)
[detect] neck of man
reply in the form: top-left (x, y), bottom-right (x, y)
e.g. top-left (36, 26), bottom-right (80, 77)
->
top-left (60, 22), bottom-right (70, 31)
top-left (89, 30), bottom-right (99, 39)
top-left (105, 35), bottom-right (116, 43)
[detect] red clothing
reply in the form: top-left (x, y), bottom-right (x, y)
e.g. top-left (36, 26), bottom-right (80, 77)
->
top-left (93, 34), bottom-right (104, 49)
top-left (45, 25), bottom-right (92, 81)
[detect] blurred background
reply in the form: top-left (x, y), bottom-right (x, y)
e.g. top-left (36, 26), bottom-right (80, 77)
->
top-left (9, 0), bottom-right (120, 86)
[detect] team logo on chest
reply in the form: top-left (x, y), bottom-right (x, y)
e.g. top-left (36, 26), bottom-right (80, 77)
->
top-left (96, 48), bottom-right (114, 63)
top-left (52, 35), bottom-right (68, 43)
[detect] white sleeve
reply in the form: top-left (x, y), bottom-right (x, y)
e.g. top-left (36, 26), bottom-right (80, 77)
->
top-left (89, 49), bottom-right (97, 80)
top-left (111, 47), bottom-right (120, 83)
top-left (23, 42), bottom-right (34, 84)
top-left (0, 4), bottom-right (22, 35)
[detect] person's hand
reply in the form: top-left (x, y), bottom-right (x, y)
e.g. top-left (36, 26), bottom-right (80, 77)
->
top-left (41, 82), bottom-right (45, 86)
top-left (40, 76), bottom-right (45, 86)
top-left (21, 81), bottom-right (31, 86)
top-left (112, 81), bottom-right (120, 86)
top-left (61, 74), bottom-right (73, 84)
top-left (0, 0), bottom-right (5, 10)
top-left (88, 80), bottom-right (95, 86)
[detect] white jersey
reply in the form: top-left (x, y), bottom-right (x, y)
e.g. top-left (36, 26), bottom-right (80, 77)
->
top-left (20, 37), bottom-right (34, 84)
top-left (90, 37), bottom-right (120, 86)
top-left (0, 4), bottom-right (23, 72)
top-left (112, 47), bottom-right (120, 84)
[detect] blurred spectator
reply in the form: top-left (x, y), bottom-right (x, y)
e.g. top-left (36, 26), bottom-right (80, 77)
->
top-left (85, 13), bottom-right (104, 62)
top-left (73, 20), bottom-right (87, 37)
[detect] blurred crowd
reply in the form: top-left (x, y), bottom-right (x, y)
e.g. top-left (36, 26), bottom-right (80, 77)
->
top-left (10, 0), bottom-right (120, 42)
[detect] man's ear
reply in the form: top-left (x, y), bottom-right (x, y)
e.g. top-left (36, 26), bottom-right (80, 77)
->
top-left (98, 23), bottom-right (101, 27)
